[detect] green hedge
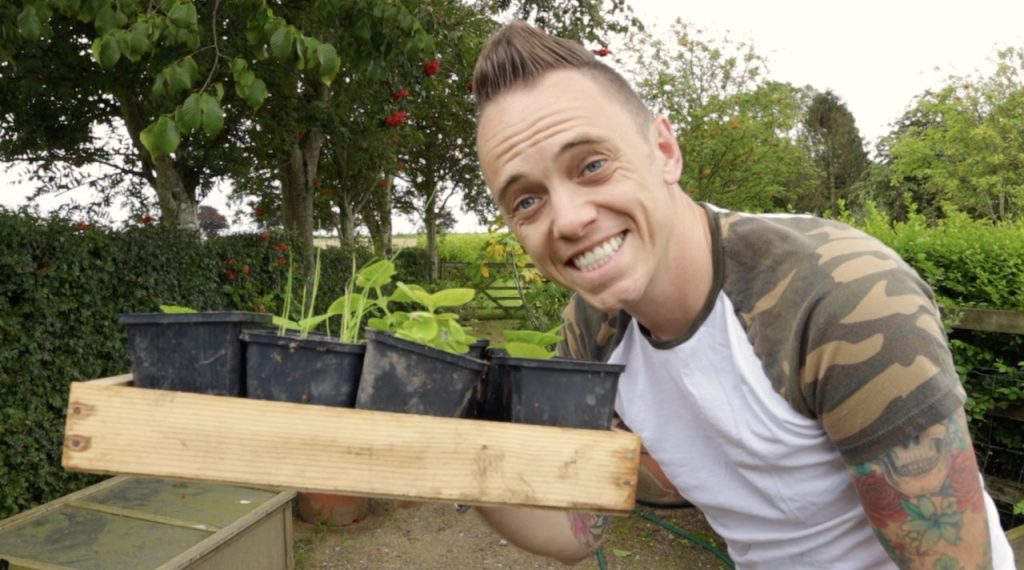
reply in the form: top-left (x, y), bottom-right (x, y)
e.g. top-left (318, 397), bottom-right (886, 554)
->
top-left (843, 205), bottom-right (1024, 452)
top-left (0, 212), bottom-right (422, 519)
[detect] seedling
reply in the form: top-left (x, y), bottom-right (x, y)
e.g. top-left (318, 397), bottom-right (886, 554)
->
top-left (322, 257), bottom-right (396, 343)
top-left (368, 282), bottom-right (478, 354)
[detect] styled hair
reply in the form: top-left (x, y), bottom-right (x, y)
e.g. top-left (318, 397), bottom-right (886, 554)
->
top-left (473, 21), bottom-right (651, 127)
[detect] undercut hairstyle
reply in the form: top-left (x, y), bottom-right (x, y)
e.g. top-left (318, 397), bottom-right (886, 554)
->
top-left (473, 21), bottom-right (652, 129)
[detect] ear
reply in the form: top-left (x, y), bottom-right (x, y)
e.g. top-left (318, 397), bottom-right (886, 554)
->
top-left (651, 115), bottom-right (683, 185)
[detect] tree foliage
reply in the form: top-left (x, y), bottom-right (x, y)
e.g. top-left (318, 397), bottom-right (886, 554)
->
top-left (885, 47), bottom-right (1024, 222)
top-left (800, 90), bottom-right (868, 214)
top-left (624, 21), bottom-right (818, 212)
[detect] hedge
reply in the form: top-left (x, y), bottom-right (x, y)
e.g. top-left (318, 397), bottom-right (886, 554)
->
top-left (0, 212), bottom-right (425, 519)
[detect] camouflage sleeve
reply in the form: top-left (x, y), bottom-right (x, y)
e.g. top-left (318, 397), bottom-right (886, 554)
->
top-left (555, 294), bottom-right (630, 363)
top-left (800, 247), bottom-right (967, 464)
top-left (721, 212), bottom-right (967, 465)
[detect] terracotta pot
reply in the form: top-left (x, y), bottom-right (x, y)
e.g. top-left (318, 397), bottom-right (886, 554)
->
top-left (296, 492), bottom-right (368, 527)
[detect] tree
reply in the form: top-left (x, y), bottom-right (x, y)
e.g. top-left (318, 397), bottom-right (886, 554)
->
top-left (625, 21), bottom-right (818, 212)
top-left (800, 90), bottom-right (869, 214)
top-left (886, 48), bottom-right (1024, 222)
top-left (391, 1), bottom-right (495, 279)
top-left (197, 205), bottom-right (228, 237)
top-left (2, 0), bottom-right (428, 244)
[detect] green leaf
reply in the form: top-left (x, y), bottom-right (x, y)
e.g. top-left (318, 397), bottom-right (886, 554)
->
top-left (301, 37), bottom-right (319, 70)
top-left (198, 93), bottom-right (224, 135)
top-left (612, 549), bottom-right (632, 558)
top-left (181, 55), bottom-right (199, 83)
top-left (93, 4), bottom-right (126, 35)
top-left (167, 62), bottom-right (192, 95)
top-left (504, 341), bottom-right (555, 359)
top-left (429, 288), bottom-right (476, 309)
top-left (398, 316), bottom-right (439, 345)
top-left (297, 314), bottom-right (330, 335)
top-left (235, 69), bottom-right (255, 88)
top-left (177, 93), bottom-right (201, 132)
top-left (394, 282), bottom-right (429, 306)
top-left (356, 260), bottom-right (395, 289)
top-left (317, 42), bottom-right (340, 86)
top-left (243, 78), bottom-right (267, 109)
top-left (269, 26), bottom-right (294, 60)
top-left (366, 317), bottom-right (389, 331)
top-left (159, 304), bottom-right (196, 313)
top-left (90, 35), bottom-right (121, 68)
top-left (128, 21), bottom-right (151, 54)
top-left (230, 57), bottom-right (247, 75)
top-left (504, 330), bottom-right (563, 346)
top-left (272, 316), bottom-right (300, 330)
top-left (139, 115), bottom-right (180, 157)
top-left (17, 6), bottom-right (43, 41)
top-left (168, 1), bottom-right (197, 28)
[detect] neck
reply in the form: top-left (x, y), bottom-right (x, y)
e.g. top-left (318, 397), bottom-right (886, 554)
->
top-left (627, 198), bottom-right (714, 342)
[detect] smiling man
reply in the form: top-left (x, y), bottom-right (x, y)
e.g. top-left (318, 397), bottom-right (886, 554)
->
top-left (470, 21), bottom-right (1015, 569)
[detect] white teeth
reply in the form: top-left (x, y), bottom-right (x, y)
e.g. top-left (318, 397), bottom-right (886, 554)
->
top-left (572, 234), bottom-right (624, 271)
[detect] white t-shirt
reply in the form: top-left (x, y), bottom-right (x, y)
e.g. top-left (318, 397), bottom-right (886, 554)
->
top-left (610, 292), bottom-right (1014, 569)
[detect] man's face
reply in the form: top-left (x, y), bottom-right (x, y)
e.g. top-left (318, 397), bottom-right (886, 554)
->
top-left (477, 70), bottom-right (683, 314)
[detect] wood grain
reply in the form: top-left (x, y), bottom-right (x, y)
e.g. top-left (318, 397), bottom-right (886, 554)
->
top-left (63, 377), bottom-right (640, 513)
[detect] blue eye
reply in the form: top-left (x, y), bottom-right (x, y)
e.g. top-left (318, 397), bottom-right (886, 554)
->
top-left (583, 159), bottom-right (605, 175)
top-left (515, 196), bottom-right (538, 212)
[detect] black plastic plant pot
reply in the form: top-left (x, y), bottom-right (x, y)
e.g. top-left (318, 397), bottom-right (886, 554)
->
top-left (486, 354), bottom-right (625, 430)
top-left (356, 329), bottom-right (487, 418)
top-left (118, 311), bottom-right (272, 396)
top-left (466, 339), bottom-right (491, 360)
top-left (241, 330), bottom-right (364, 407)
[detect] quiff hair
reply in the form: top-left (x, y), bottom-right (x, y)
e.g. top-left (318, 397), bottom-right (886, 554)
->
top-left (473, 21), bottom-right (652, 127)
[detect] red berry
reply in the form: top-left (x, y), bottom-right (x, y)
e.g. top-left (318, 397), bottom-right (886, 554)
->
top-left (386, 111), bottom-right (408, 127)
top-left (423, 59), bottom-right (441, 77)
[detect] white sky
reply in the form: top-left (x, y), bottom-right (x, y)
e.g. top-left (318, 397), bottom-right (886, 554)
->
top-left (629, 0), bottom-right (1024, 146)
top-left (3, 0), bottom-right (1024, 231)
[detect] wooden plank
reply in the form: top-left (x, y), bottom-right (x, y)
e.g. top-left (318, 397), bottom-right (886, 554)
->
top-left (950, 308), bottom-right (1024, 335)
top-left (991, 402), bottom-right (1024, 423)
top-left (986, 475), bottom-right (1024, 506)
top-left (83, 373), bottom-right (133, 386)
top-left (63, 380), bottom-right (640, 513)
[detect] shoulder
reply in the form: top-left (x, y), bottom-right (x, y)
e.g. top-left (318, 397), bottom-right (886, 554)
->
top-left (711, 208), bottom-right (966, 464)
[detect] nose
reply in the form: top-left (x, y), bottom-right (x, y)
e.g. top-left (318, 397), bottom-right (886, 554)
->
top-left (550, 185), bottom-right (597, 240)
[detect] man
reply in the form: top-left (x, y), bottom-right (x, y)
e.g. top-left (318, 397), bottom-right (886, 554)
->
top-left (470, 21), bottom-right (1015, 569)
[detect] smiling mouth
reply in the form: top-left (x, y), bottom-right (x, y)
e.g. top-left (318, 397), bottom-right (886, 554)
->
top-left (571, 233), bottom-right (625, 272)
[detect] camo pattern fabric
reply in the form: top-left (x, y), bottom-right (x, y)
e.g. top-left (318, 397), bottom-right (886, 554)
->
top-left (557, 206), bottom-right (967, 464)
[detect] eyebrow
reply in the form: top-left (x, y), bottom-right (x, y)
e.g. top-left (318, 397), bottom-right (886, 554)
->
top-left (494, 135), bottom-right (603, 205)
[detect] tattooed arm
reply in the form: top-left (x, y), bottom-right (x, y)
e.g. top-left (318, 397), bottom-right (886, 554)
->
top-left (474, 506), bottom-right (609, 565)
top-left (849, 409), bottom-right (992, 569)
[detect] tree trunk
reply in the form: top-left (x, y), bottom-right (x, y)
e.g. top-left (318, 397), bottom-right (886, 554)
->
top-left (118, 94), bottom-right (198, 231)
top-left (424, 186), bottom-right (439, 282)
top-left (153, 155), bottom-right (198, 231)
top-left (279, 83), bottom-right (329, 267)
top-left (337, 198), bottom-right (356, 245)
top-left (361, 177), bottom-right (393, 257)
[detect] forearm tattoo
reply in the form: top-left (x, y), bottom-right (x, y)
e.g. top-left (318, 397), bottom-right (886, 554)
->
top-left (568, 512), bottom-right (609, 550)
top-left (851, 410), bottom-right (992, 568)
